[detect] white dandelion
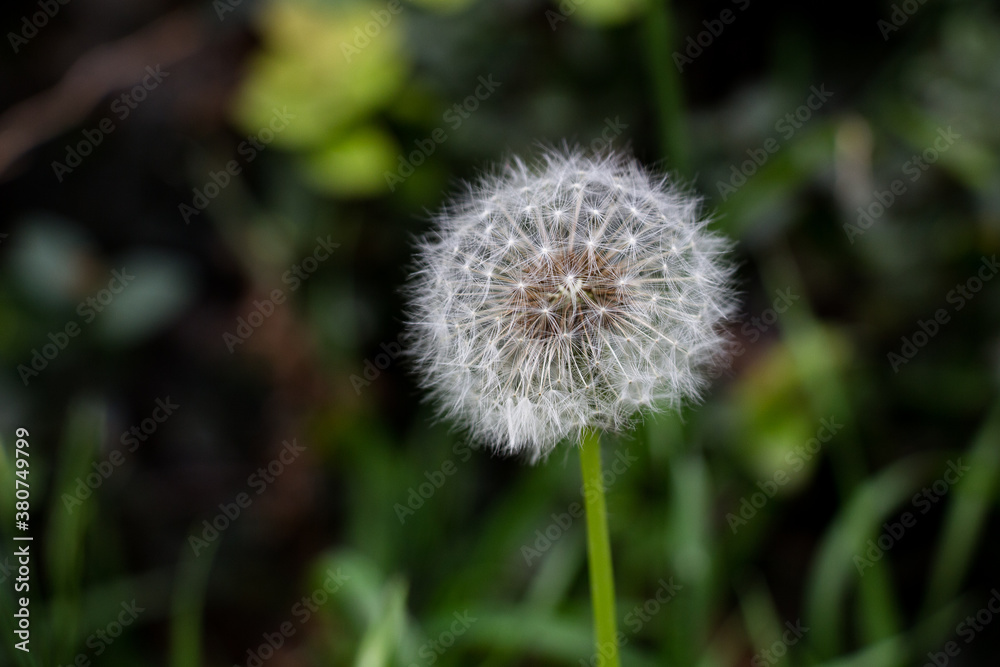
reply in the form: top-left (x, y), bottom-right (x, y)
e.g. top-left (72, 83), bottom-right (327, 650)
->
top-left (405, 147), bottom-right (736, 461)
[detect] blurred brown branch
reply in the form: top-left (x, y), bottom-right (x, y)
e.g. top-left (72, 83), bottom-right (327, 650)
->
top-left (0, 10), bottom-right (206, 180)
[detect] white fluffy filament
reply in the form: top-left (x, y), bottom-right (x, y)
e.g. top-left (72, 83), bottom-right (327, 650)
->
top-left (406, 148), bottom-right (736, 461)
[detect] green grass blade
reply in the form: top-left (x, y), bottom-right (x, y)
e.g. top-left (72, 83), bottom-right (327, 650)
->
top-left (922, 400), bottom-right (1000, 615)
top-left (805, 453), bottom-right (944, 659)
top-left (169, 529), bottom-right (220, 667)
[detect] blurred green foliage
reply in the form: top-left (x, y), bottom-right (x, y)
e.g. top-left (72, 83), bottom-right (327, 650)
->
top-left (1, 0), bottom-right (999, 666)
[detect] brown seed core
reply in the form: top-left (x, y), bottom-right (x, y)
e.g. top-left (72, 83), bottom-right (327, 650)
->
top-left (510, 249), bottom-right (634, 342)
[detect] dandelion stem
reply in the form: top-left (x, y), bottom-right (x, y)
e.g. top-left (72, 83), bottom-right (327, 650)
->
top-left (580, 428), bottom-right (620, 666)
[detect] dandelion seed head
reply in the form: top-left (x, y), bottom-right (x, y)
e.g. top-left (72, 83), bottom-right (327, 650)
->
top-left (405, 148), bottom-right (736, 461)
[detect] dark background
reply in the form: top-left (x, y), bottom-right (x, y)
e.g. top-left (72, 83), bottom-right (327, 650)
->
top-left (1, 0), bottom-right (999, 665)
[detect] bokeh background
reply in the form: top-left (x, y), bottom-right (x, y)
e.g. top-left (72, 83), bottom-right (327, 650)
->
top-left (2, 0), bottom-right (1000, 665)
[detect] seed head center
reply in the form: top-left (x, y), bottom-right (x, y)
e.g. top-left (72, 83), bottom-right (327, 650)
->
top-left (509, 249), bottom-right (629, 341)
top-left (552, 275), bottom-right (587, 307)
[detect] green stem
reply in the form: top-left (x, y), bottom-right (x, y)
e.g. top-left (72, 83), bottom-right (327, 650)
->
top-left (579, 428), bottom-right (620, 666)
